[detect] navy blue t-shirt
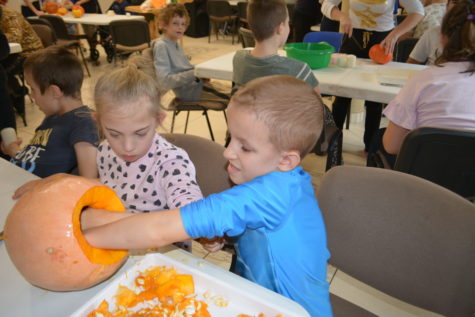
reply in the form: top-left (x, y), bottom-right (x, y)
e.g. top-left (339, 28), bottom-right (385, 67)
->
top-left (10, 106), bottom-right (99, 178)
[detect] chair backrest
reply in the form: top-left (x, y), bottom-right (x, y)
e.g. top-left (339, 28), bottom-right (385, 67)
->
top-left (31, 24), bottom-right (57, 47)
top-left (161, 133), bottom-right (232, 196)
top-left (239, 27), bottom-right (255, 48)
top-left (318, 166), bottom-right (475, 317)
top-left (394, 127), bottom-right (475, 200)
top-left (207, 0), bottom-right (235, 18)
top-left (39, 15), bottom-right (70, 40)
top-left (109, 20), bottom-right (151, 50)
top-left (394, 37), bottom-right (418, 62)
top-left (303, 31), bottom-right (344, 52)
top-left (237, 1), bottom-right (248, 22)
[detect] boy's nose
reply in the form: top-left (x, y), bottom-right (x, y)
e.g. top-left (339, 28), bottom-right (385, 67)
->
top-left (223, 144), bottom-right (235, 160)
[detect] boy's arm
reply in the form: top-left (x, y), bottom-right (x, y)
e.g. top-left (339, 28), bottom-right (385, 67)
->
top-left (83, 209), bottom-right (190, 250)
top-left (74, 142), bottom-right (98, 178)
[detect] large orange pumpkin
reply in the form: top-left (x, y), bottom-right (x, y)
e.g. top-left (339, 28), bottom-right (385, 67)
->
top-left (369, 44), bottom-right (393, 64)
top-left (72, 5), bottom-right (85, 18)
top-left (4, 174), bottom-right (128, 291)
top-left (44, 1), bottom-right (59, 14)
top-left (57, 7), bottom-right (68, 16)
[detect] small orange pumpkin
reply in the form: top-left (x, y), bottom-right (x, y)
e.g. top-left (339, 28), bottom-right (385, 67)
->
top-left (72, 4), bottom-right (85, 18)
top-left (4, 174), bottom-right (128, 291)
top-left (57, 7), bottom-right (68, 16)
top-left (44, 1), bottom-right (59, 14)
top-left (369, 44), bottom-right (393, 64)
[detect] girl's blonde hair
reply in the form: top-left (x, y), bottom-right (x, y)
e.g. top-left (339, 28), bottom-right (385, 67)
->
top-left (94, 63), bottom-right (164, 119)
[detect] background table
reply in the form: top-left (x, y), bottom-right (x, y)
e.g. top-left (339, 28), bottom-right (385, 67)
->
top-left (0, 158), bottom-right (308, 317)
top-left (8, 43), bottom-right (22, 54)
top-left (194, 50), bottom-right (427, 104)
top-left (61, 13), bottom-right (144, 26)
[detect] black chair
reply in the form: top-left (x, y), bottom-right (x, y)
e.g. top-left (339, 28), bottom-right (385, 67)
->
top-left (318, 166), bottom-right (475, 317)
top-left (389, 127), bottom-right (475, 201)
top-left (394, 37), bottom-right (418, 63)
top-left (109, 19), bottom-right (151, 64)
top-left (39, 15), bottom-right (91, 76)
top-left (238, 27), bottom-right (255, 48)
top-left (207, 0), bottom-right (238, 44)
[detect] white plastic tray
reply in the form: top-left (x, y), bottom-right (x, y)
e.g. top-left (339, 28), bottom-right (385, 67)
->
top-left (71, 252), bottom-right (310, 317)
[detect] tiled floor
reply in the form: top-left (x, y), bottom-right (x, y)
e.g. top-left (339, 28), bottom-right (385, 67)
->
top-left (15, 35), bottom-right (440, 316)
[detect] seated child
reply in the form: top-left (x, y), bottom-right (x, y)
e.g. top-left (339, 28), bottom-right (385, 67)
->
top-left (152, 3), bottom-right (228, 101)
top-left (93, 64), bottom-right (203, 250)
top-left (3, 46), bottom-right (98, 179)
top-left (82, 75), bottom-right (332, 316)
top-left (368, 0), bottom-right (475, 167)
top-left (232, 0), bottom-right (320, 96)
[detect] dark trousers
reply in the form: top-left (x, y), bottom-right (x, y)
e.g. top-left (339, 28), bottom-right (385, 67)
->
top-left (320, 16), bottom-right (340, 32)
top-left (332, 28), bottom-right (390, 151)
top-left (21, 1), bottom-right (41, 18)
top-left (292, 10), bottom-right (322, 43)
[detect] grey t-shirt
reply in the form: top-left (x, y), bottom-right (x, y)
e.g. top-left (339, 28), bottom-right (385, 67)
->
top-left (232, 50), bottom-right (319, 92)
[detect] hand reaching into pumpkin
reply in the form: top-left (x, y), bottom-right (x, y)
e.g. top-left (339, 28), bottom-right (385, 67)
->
top-left (80, 207), bottom-right (132, 231)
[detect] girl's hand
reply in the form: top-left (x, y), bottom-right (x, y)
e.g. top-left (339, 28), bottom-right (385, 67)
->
top-left (199, 237), bottom-right (225, 253)
top-left (12, 179), bottom-right (42, 200)
top-left (339, 12), bottom-right (353, 38)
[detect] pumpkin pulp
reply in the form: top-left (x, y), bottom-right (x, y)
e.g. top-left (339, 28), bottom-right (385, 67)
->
top-left (73, 185), bottom-right (128, 265)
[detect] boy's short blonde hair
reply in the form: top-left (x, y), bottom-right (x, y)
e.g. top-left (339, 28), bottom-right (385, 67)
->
top-left (94, 64), bottom-right (163, 118)
top-left (231, 75), bottom-right (323, 157)
top-left (248, 0), bottom-right (288, 41)
top-left (157, 3), bottom-right (190, 29)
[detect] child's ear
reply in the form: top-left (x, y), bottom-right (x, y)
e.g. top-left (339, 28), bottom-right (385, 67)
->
top-left (48, 84), bottom-right (63, 98)
top-left (156, 111), bottom-right (166, 124)
top-left (277, 150), bottom-right (301, 172)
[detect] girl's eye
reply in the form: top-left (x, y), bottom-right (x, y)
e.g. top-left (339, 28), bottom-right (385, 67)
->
top-left (136, 133), bottom-right (147, 137)
top-left (241, 146), bottom-right (251, 152)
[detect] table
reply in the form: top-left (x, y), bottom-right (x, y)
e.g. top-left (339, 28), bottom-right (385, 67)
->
top-left (8, 43), bottom-right (22, 54)
top-left (194, 50), bottom-right (427, 104)
top-left (0, 158), bottom-right (308, 317)
top-left (61, 13), bottom-right (144, 26)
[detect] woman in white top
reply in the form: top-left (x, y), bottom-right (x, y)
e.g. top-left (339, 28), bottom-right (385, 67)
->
top-left (321, 0), bottom-right (424, 151)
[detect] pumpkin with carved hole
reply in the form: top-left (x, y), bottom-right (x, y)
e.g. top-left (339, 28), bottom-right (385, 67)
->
top-left (72, 4), bottom-right (85, 18)
top-left (4, 174), bottom-right (128, 291)
top-left (44, 1), bottom-right (59, 14)
top-left (369, 44), bottom-right (393, 64)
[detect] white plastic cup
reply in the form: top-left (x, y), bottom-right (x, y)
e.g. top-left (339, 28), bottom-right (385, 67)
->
top-left (1, 127), bottom-right (17, 147)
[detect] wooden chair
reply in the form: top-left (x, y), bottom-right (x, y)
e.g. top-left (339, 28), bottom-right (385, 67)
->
top-left (238, 27), bottom-right (255, 48)
top-left (31, 24), bottom-right (56, 48)
top-left (318, 166), bottom-right (475, 316)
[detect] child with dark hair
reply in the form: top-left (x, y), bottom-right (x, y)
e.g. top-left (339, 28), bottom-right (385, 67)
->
top-left (4, 46), bottom-right (98, 179)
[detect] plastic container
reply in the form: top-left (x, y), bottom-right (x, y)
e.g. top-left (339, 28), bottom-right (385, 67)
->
top-left (71, 253), bottom-right (310, 317)
top-left (284, 42), bottom-right (335, 69)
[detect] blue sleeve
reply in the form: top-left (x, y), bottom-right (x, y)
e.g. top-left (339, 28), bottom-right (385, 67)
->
top-left (69, 107), bottom-right (99, 147)
top-left (181, 173), bottom-right (292, 239)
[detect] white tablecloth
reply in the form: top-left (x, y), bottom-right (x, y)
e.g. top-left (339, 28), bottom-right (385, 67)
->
top-left (194, 50), bottom-right (427, 104)
top-left (61, 13), bottom-right (144, 25)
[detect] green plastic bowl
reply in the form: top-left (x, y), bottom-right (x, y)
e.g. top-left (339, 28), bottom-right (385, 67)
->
top-left (284, 42), bottom-right (335, 69)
